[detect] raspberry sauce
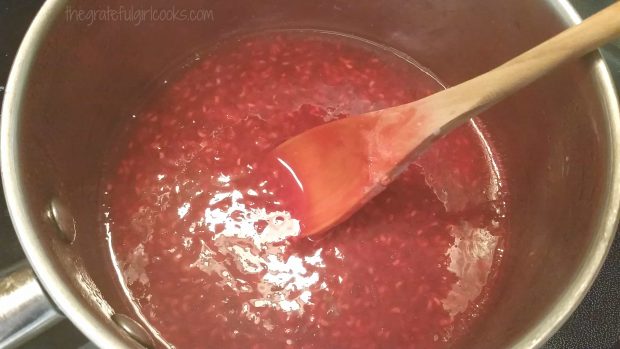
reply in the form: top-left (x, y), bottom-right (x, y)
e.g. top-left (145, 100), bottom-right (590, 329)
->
top-left (101, 30), bottom-right (508, 349)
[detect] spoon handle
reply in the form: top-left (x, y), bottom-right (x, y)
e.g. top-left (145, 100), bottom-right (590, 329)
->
top-left (411, 1), bottom-right (620, 132)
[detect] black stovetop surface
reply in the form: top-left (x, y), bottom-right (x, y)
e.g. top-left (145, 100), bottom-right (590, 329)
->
top-left (1, 0), bottom-right (618, 348)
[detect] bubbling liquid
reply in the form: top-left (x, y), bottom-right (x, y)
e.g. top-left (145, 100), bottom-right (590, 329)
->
top-left (101, 30), bottom-right (508, 349)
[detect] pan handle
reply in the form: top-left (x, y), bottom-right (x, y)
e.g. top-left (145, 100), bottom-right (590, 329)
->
top-left (0, 262), bottom-right (63, 349)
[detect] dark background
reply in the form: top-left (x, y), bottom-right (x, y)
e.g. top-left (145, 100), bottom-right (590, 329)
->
top-left (0, 0), bottom-right (618, 348)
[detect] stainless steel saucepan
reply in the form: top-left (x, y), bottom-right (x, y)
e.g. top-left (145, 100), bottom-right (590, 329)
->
top-left (1, 0), bottom-right (619, 348)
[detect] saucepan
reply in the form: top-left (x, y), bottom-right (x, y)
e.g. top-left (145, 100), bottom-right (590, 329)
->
top-left (1, 0), bottom-right (619, 348)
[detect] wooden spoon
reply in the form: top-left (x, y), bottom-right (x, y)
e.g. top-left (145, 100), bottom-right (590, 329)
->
top-left (272, 2), bottom-right (620, 237)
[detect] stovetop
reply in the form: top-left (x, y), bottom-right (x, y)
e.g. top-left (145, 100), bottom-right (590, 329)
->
top-left (1, 0), bottom-right (618, 348)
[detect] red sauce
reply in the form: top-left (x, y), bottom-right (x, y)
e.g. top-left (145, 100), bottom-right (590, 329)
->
top-left (102, 31), bottom-right (508, 349)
